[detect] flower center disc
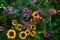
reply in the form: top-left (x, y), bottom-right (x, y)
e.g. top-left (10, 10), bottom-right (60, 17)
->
top-left (9, 32), bottom-right (14, 36)
top-left (21, 33), bottom-right (25, 37)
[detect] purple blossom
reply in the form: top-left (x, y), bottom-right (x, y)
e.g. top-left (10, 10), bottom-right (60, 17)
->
top-left (26, 10), bottom-right (32, 18)
top-left (3, 9), bottom-right (9, 15)
top-left (37, 10), bottom-right (42, 15)
top-left (49, 9), bottom-right (54, 14)
top-left (23, 22), bottom-right (30, 29)
top-left (23, 7), bottom-right (29, 13)
top-left (7, 6), bottom-right (13, 12)
top-left (43, 32), bottom-right (50, 38)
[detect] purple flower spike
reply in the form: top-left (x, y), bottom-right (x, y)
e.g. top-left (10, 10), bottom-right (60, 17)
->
top-left (49, 9), bottom-right (54, 14)
top-left (23, 7), bottom-right (29, 13)
top-left (23, 22), bottom-right (30, 29)
top-left (37, 10), bottom-right (42, 15)
top-left (43, 32), bottom-right (50, 38)
top-left (3, 9), bottom-right (9, 15)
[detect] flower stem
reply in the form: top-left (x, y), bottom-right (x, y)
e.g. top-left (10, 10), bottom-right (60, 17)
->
top-left (50, 14), bottom-right (52, 30)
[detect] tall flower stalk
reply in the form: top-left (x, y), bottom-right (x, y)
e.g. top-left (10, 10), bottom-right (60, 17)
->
top-left (49, 12), bottom-right (52, 30)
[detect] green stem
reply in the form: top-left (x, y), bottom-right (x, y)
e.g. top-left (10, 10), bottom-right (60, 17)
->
top-left (50, 14), bottom-right (52, 30)
top-left (44, 16), bottom-right (47, 30)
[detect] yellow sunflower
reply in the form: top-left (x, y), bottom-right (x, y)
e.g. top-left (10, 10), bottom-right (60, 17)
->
top-left (16, 24), bottom-right (22, 31)
top-left (30, 24), bottom-right (36, 30)
top-left (12, 20), bottom-right (17, 26)
top-left (25, 30), bottom-right (30, 36)
top-left (19, 31), bottom-right (27, 39)
top-left (32, 11), bottom-right (37, 16)
top-left (32, 11), bottom-right (40, 19)
top-left (7, 29), bottom-right (16, 39)
top-left (30, 31), bottom-right (36, 37)
top-left (27, 25), bottom-right (32, 30)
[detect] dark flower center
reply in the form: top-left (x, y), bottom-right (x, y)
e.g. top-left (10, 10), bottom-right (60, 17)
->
top-left (39, 19), bottom-right (43, 22)
top-left (29, 26), bottom-right (30, 28)
top-left (26, 31), bottom-right (29, 34)
top-left (32, 32), bottom-right (34, 35)
top-left (14, 21), bottom-right (16, 24)
top-left (21, 33), bottom-right (25, 37)
top-left (9, 32), bottom-right (14, 36)
top-left (46, 34), bottom-right (48, 36)
top-left (32, 26), bottom-right (34, 28)
top-left (18, 26), bottom-right (21, 29)
top-left (34, 14), bottom-right (37, 16)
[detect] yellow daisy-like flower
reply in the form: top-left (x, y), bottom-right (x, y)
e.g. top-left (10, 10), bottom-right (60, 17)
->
top-left (27, 25), bottom-right (32, 30)
top-left (7, 29), bottom-right (16, 39)
top-left (30, 24), bottom-right (36, 30)
top-left (16, 24), bottom-right (22, 31)
top-left (33, 15), bottom-right (40, 19)
top-left (19, 31), bottom-right (27, 39)
top-left (32, 11), bottom-right (37, 17)
top-left (32, 11), bottom-right (40, 19)
top-left (12, 20), bottom-right (17, 26)
top-left (25, 30), bottom-right (30, 36)
top-left (30, 31), bottom-right (36, 37)
top-left (39, 17), bottom-right (44, 23)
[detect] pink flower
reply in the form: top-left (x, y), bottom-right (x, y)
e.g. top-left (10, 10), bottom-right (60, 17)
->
top-left (26, 10), bottom-right (32, 18)
top-left (3, 9), bottom-right (9, 15)
top-left (49, 9), bottom-right (54, 14)
top-left (43, 32), bottom-right (50, 38)
top-left (23, 22), bottom-right (30, 29)
top-left (37, 10), bottom-right (42, 15)
top-left (23, 7), bottom-right (29, 13)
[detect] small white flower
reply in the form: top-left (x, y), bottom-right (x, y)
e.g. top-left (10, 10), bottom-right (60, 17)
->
top-left (0, 26), bottom-right (4, 31)
top-left (0, 4), bottom-right (6, 9)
